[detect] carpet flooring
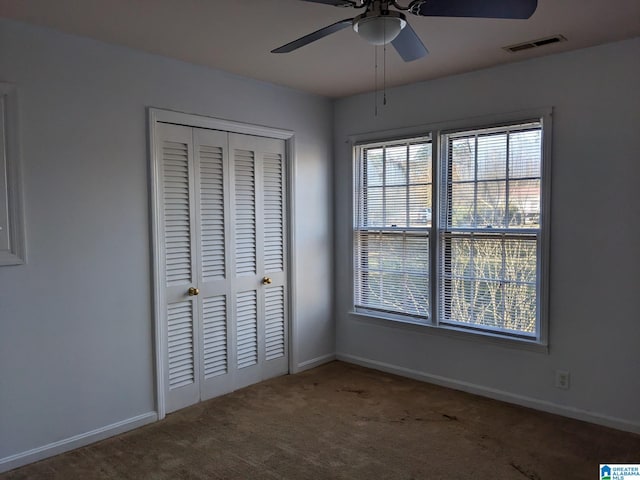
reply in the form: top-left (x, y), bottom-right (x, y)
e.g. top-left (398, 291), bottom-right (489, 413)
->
top-left (3, 361), bottom-right (639, 479)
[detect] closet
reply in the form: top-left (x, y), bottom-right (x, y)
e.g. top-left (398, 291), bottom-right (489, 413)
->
top-left (155, 122), bottom-right (288, 413)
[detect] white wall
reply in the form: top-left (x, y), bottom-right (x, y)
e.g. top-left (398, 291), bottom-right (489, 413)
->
top-left (0, 19), bottom-right (334, 466)
top-left (334, 38), bottom-right (640, 431)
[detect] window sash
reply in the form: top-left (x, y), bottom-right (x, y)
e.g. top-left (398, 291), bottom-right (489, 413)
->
top-left (354, 229), bottom-right (430, 320)
top-left (439, 231), bottom-right (539, 337)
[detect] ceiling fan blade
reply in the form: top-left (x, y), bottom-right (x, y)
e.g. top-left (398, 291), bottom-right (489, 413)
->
top-left (391, 23), bottom-right (428, 62)
top-left (408, 0), bottom-right (538, 19)
top-left (298, 0), bottom-right (356, 6)
top-left (271, 18), bottom-right (353, 53)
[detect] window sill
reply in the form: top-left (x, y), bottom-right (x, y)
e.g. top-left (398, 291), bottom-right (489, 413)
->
top-left (348, 310), bottom-right (549, 354)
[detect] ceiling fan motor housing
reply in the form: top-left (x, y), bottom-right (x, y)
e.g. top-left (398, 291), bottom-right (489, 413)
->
top-left (353, 9), bottom-right (407, 45)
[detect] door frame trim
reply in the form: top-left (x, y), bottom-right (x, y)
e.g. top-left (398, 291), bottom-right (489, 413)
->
top-left (148, 108), bottom-right (296, 419)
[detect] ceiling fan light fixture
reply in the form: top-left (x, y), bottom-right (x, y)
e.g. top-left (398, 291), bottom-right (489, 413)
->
top-left (354, 12), bottom-right (406, 46)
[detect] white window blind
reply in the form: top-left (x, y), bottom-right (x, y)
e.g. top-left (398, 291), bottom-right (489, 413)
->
top-left (439, 121), bottom-right (542, 337)
top-left (354, 138), bottom-right (432, 321)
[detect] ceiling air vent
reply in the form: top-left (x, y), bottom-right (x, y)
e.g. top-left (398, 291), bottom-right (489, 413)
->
top-left (504, 35), bottom-right (567, 53)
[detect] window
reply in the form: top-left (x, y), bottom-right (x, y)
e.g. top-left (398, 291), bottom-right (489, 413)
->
top-left (353, 137), bottom-right (433, 320)
top-left (353, 116), bottom-right (548, 342)
top-left (0, 83), bottom-right (26, 266)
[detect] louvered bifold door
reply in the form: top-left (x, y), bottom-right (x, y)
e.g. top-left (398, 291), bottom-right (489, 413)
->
top-left (193, 128), bottom-right (234, 401)
top-left (229, 133), bottom-right (288, 390)
top-left (157, 123), bottom-right (200, 413)
top-left (261, 143), bottom-right (288, 380)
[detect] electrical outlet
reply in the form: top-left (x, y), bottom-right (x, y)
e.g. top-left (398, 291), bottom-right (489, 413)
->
top-left (555, 370), bottom-right (570, 389)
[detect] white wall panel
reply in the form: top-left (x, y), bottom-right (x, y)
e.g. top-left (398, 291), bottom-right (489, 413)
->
top-left (0, 18), bottom-right (334, 464)
top-left (333, 38), bottom-right (640, 430)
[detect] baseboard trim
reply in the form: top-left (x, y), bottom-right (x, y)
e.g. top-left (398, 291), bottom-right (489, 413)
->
top-left (337, 353), bottom-right (640, 435)
top-left (296, 353), bottom-right (336, 372)
top-left (0, 412), bottom-right (158, 474)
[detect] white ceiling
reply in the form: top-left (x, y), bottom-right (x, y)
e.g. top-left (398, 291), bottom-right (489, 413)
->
top-left (1, 0), bottom-right (639, 98)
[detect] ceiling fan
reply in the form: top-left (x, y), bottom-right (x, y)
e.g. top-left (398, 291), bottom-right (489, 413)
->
top-left (272, 0), bottom-right (538, 62)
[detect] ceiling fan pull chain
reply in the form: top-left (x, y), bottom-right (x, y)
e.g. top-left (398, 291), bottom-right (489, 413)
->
top-left (383, 19), bottom-right (387, 106)
top-left (374, 44), bottom-right (379, 116)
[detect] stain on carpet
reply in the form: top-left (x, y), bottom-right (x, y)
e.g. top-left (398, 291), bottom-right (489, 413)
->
top-left (510, 462), bottom-right (542, 480)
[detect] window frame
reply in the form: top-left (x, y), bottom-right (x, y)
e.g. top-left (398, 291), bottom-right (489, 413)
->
top-left (350, 109), bottom-right (552, 349)
top-left (0, 83), bottom-right (26, 266)
top-left (353, 135), bottom-right (433, 323)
